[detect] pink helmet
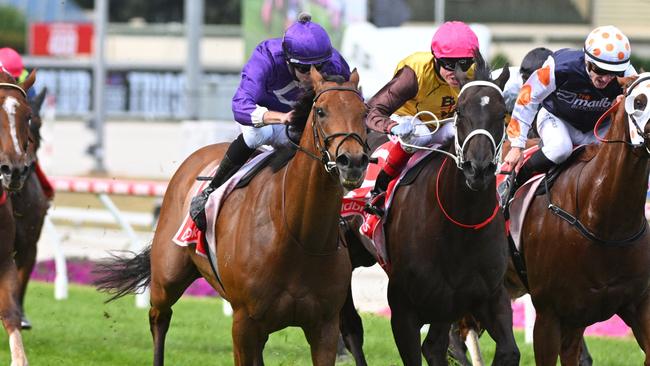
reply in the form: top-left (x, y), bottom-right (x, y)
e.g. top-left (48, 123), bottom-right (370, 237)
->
top-left (431, 21), bottom-right (478, 58)
top-left (0, 48), bottom-right (24, 78)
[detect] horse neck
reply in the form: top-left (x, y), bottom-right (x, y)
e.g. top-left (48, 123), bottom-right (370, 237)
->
top-left (282, 125), bottom-right (342, 253)
top-left (437, 157), bottom-right (497, 225)
top-left (582, 111), bottom-right (649, 231)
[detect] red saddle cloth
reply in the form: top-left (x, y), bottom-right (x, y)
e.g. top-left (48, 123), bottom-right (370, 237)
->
top-left (341, 139), bottom-right (432, 270)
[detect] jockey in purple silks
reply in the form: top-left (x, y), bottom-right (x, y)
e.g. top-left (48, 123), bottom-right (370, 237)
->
top-left (190, 12), bottom-right (351, 231)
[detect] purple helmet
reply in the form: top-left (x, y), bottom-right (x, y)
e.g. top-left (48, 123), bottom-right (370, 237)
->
top-left (282, 13), bottom-right (332, 65)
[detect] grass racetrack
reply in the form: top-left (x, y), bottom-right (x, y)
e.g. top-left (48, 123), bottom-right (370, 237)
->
top-left (0, 282), bottom-right (644, 365)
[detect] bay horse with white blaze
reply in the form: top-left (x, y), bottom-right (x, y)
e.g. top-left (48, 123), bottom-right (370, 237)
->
top-left (506, 74), bottom-right (650, 365)
top-left (95, 68), bottom-right (369, 365)
top-left (0, 70), bottom-right (37, 366)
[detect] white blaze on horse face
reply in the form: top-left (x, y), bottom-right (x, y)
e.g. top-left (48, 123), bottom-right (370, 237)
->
top-left (2, 96), bottom-right (22, 154)
top-left (480, 96), bottom-right (490, 107)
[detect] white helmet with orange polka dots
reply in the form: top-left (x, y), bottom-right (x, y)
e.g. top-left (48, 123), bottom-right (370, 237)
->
top-left (584, 25), bottom-right (631, 73)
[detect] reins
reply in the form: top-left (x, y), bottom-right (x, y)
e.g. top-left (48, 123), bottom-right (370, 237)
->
top-left (547, 98), bottom-right (648, 246)
top-left (436, 157), bottom-right (500, 230)
top-left (281, 85), bottom-right (367, 256)
top-left (286, 86), bottom-right (368, 174)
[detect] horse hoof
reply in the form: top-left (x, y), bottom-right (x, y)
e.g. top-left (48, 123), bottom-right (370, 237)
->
top-left (20, 316), bottom-right (32, 330)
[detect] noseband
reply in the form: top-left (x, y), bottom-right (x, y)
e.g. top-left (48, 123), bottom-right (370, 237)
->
top-left (288, 86), bottom-right (368, 174)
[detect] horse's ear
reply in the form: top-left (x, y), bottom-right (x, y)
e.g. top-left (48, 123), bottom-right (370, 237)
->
top-left (30, 86), bottom-right (47, 113)
top-left (494, 64), bottom-right (510, 91)
top-left (454, 66), bottom-right (470, 88)
top-left (310, 66), bottom-right (324, 88)
top-left (19, 69), bottom-right (36, 92)
top-left (349, 68), bottom-right (360, 88)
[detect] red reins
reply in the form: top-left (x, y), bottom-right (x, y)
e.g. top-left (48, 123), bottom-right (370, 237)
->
top-left (593, 98), bottom-right (622, 143)
top-left (435, 157), bottom-right (500, 230)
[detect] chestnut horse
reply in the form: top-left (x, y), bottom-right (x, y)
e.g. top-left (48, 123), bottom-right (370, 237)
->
top-left (95, 68), bottom-right (369, 365)
top-left (0, 70), bottom-right (37, 366)
top-left (505, 74), bottom-right (650, 365)
top-left (341, 54), bottom-right (519, 366)
top-left (12, 88), bottom-right (50, 330)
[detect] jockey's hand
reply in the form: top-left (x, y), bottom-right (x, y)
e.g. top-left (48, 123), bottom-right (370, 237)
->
top-left (502, 147), bottom-right (524, 173)
top-left (262, 110), bottom-right (294, 125)
top-left (390, 121), bottom-right (414, 139)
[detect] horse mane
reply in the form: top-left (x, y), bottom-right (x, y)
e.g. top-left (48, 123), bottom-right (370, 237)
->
top-left (289, 74), bottom-right (349, 131)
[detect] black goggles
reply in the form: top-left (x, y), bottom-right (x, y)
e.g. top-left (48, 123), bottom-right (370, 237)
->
top-left (587, 62), bottom-right (624, 77)
top-left (436, 57), bottom-right (474, 72)
top-left (291, 62), bottom-right (325, 74)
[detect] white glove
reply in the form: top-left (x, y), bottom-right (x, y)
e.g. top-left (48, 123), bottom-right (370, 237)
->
top-left (390, 120), bottom-right (414, 138)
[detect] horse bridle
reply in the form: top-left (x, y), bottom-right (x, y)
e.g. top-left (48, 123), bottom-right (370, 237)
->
top-left (0, 83), bottom-right (26, 98)
top-left (287, 86), bottom-right (368, 174)
top-left (453, 81), bottom-right (506, 171)
top-left (398, 81), bottom-right (505, 173)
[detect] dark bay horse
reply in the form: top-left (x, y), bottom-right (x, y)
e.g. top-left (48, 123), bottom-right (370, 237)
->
top-left (505, 75), bottom-right (650, 365)
top-left (95, 68), bottom-right (369, 365)
top-left (0, 70), bottom-right (37, 366)
top-left (12, 88), bottom-right (50, 330)
top-left (341, 54), bottom-right (519, 366)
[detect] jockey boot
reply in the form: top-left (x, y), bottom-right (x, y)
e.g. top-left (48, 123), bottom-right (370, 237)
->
top-left (500, 149), bottom-right (555, 207)
top-left (364, 169), bottom-right (392, 217)
top-left (190, 134), bottom-right (255, 232)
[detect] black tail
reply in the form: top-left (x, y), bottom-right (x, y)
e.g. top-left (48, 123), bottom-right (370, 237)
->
top-left (93, 246), bottom-right (152, 303)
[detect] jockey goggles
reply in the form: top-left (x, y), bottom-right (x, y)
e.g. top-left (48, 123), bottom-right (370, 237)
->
top-left (587, 61), bottom-right (624, 77)
top-left (291, 62), bottom-right (325, 74)
top-left (437, 57), bottom-right (474, 72)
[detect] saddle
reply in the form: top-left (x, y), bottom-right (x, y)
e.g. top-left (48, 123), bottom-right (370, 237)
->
top-left (234, 148), bottom-right (296, 189)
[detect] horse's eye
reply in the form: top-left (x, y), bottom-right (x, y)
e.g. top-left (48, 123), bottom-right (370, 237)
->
top-left (316, 107), bottom-right (326, 118)
top-left (634, 94), bottom-right (648, 111)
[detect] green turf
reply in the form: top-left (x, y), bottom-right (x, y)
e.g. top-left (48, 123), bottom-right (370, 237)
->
top-left (0, 282), bottom-right (643, 365)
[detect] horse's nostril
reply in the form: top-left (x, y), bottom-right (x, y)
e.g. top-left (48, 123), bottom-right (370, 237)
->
top-left (336, 154), bottom-right (351, 168)
top-left (22, 165), bottom-right (29, 175)
top-left (0, 165), bottom-right (10, 175)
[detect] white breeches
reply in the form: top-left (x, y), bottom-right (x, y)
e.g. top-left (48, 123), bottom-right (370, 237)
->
top-left (537, 107), bottom-right (609, 164)
top-left (240, 124), bottom-right (293, 149)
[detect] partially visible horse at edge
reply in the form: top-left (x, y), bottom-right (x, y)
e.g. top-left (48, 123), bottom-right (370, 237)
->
top-left (94, 68), bottom-right (369, 365)
top-left (505, 75), bottom-right (650, 365)
top-left (12, 88), bottom-right (50, 330)
top-left (0, 70), bottom-right (38, 366)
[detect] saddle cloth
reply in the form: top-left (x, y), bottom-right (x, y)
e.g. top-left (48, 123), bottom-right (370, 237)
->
top-left (173, 150), bottom-right (274, 257)
top-left (341, 140), bottom-right (433, 269)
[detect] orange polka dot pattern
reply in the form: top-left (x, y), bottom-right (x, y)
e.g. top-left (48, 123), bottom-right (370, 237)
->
top-left (584, 25), bottom-right (631, 67)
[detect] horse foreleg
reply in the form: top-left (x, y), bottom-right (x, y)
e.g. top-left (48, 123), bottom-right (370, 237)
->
top-left (13, 236), bottom-right (37, 330)
top-left (304, 316), bottom-right (341, 366)
top-left (559, 326), bottom-right (586, 366)
top-left (473, 286), bottom-right (520, 366)
top-left (388, 285), bottom-right (422, 366)
top-left (0, 257), bottom-right (27, 366)
top-left (339, 286), bottom-right (367, 366)
top-left (421, 322), bottom-right (452, 366)
top-left (533, 310), bottom-right (562, 366)
top-left (618, 293), bottom-right (650, 366)
top-left (231, 309), bottom-right (268, 366)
